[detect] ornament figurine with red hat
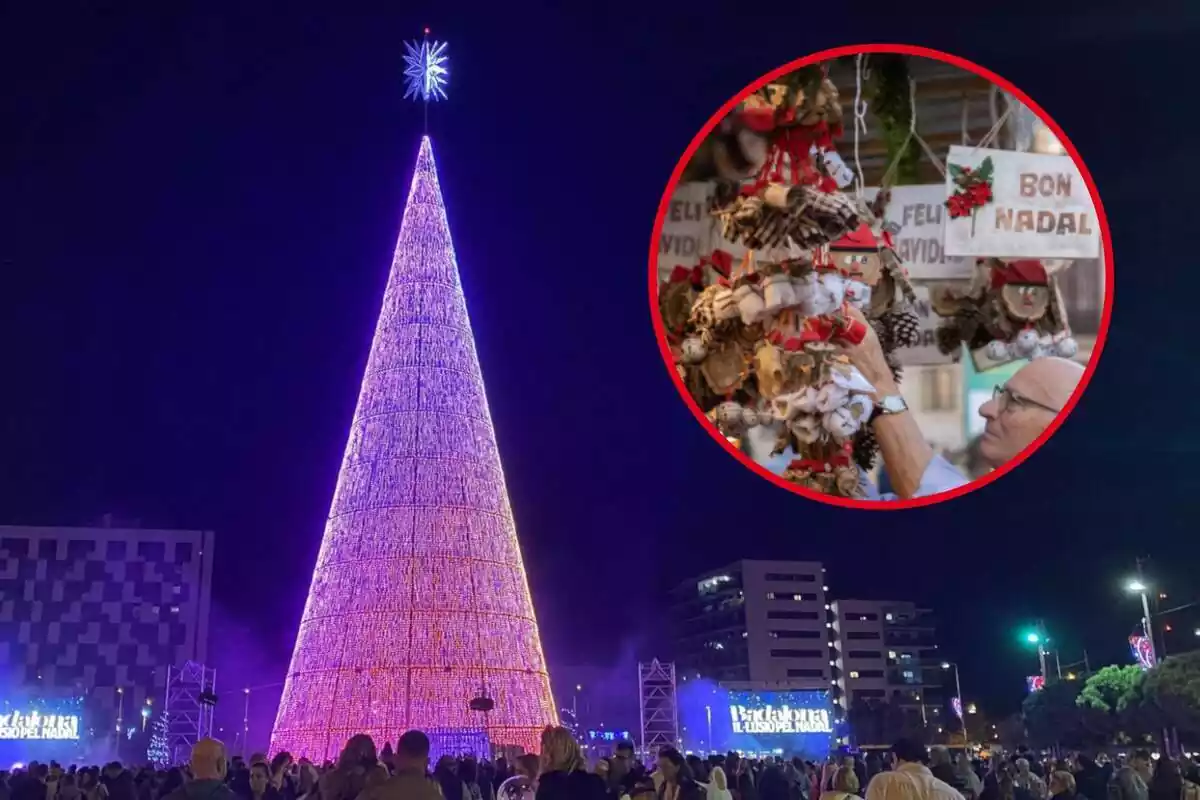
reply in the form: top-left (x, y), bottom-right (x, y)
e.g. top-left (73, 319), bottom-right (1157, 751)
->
top-left (930, 257), bottom-right (1075, 364)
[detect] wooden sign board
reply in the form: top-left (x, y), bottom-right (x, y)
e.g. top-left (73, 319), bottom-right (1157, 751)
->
top-left (942, 146), bottom-right (1101, 259)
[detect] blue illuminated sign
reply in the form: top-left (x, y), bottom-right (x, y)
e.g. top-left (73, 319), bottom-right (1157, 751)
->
top-left (677, 681), bottom-right (838, 757)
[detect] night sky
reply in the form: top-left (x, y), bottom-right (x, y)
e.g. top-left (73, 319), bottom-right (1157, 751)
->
top-left (3, 1), bottom-right (1197, 724)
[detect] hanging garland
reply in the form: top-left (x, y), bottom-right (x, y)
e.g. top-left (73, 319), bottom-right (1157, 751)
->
top-left (869, 54), bottom-right (920, 186)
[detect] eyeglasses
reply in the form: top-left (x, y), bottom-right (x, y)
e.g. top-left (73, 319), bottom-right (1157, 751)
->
top-left (991, 384), bottom-right (1060, 415)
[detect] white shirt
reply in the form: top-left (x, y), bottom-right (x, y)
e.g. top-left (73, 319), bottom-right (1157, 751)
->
top-left (866, 763), bottom-right (964, 800)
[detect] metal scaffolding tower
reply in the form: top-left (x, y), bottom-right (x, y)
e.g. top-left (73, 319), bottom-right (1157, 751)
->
top-left (637, 659), bottom-right (679, 757)
top-left (165, 661), bottom-right (217, 765)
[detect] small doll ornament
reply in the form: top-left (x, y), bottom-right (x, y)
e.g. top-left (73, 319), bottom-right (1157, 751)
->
top-left (680, 337), bottom-right (708, 364)
top-left (931, 258), bottom-right (1072, 361)
top-left (716, 400), bottom-right (745, 433)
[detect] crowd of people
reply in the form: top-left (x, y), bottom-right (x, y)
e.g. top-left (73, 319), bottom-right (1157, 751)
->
top-left (3, 730), bottom-right (1199, 800)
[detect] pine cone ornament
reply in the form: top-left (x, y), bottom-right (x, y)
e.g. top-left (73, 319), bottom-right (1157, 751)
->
top-left (887, 305), bottom-right (923, 348)
top-left (852, 426), bottom-right (879, 471)
top-left (871, 317), bottom-right (895, 353)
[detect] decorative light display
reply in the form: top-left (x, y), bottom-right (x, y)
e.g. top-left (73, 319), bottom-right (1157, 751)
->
top-left (428, 728), bottom-right (490, 762)
top-left (269, 137), bottom-right (557, 761)
top-left (147, 711), bottom-right (170, 768)
top-left (1026, 675), bottom-right (1046, 693)
top-left (403, 34), bottom-right (449, 103)
top-left (951, 697), bottom-right (963, 719)
top-left (587, 729), bottom-right (632, 742)
top-left (0, 710), bottom-right (80, 741)
top-left (1129, 635), bottom-right (1156, 670)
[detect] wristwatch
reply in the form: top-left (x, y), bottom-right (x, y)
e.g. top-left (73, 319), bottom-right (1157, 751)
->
top-left (873, 394), bottom-right (909, 421)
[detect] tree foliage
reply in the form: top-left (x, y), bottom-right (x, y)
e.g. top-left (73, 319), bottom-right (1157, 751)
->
top-left (1143, 651), bottom-right (1200, 740)
top-left (1078, 665), bottom-right (1144, 714)
top-left (1023, 679), bottom-right (1087, 748)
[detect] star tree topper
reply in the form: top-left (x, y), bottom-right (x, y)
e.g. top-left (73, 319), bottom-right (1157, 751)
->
top-left (403, 29), bottom-right (449, 104)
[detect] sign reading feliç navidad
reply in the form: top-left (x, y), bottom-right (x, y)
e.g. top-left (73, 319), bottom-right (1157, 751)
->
top-left (941, 146), bottom-right (1101, 260)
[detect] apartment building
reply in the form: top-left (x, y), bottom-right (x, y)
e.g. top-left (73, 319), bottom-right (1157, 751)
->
top-left (669, 560), bottom-right (832, 689)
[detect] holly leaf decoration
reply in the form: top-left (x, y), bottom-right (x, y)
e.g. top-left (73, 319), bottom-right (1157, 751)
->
top-left (948, 163), bottom-right (965, 178)
top-left (977, 156), bottom-right (994, 181)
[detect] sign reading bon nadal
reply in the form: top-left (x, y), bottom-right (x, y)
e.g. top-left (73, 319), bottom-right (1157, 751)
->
top-left (942, 146), bottom-right (1100, 259)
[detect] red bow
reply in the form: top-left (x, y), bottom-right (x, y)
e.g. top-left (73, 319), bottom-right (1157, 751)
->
top-left (703, 249), bottom-right (734, 278)
top-left (668, 265), bottom-right (704, 286)
top-left (755, 122), bottom-right (837, 190)
top-left (789, 452), bottom-right (852, 473)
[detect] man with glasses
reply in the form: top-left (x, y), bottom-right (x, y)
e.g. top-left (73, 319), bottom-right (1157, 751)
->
top-left (976, 359), bottom-right (1082, 467)
top-left (839, 306), bottom-right (1084, 500)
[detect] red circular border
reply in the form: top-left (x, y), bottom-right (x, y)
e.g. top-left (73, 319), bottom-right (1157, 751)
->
top-left (647, 43), bottom-right (1114, 510)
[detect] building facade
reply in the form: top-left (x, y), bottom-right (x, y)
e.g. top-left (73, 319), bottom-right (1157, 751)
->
top-left (0, 525), bottom-right (214, 726)
top-left (669, 560), bottom-right (831, 689)
top-left (831, 600), bottom-right (946, 732)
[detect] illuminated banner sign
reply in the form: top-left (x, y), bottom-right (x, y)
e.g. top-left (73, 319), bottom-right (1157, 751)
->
top-left (1130, 636), bottom-right (1156, 670)
top-left (729, 704), bottom-right (831, 735)
top-left (0, 711), bottom-right (81, 741)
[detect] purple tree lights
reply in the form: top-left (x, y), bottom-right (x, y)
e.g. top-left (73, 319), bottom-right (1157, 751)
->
top-left (269, 136), bottom-right (557, 761)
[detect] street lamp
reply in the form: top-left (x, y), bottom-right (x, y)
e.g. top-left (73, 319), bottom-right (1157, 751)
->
top-left (941, 662), bottom-right (966, 741)
top-left (1021, 626), bottom-right (1050, 680)
top-left (1126, 576), bottom-right (1159, 667)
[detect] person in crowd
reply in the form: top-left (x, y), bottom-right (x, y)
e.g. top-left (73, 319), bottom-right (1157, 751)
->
top-left (106, 771), bottom-right (135, 800)
top-left (356, 730), bottom-right (441, 800)
top-left (244, 763), bottom-right (280, 800)
top-left (654, 750), bottom-right (702, 800)
top-left (819, 766), bottom-right (860, 800)
top-left (831, 304), bottom-right (1084, 499)
top-left (684, 757), bottom-right (707, 787)
top-left (460, 758), bottom-right (485, 800)
top-left (497, 755), bottom-right (539, 800)
top-left (157, 770), bottom-right (183, 800)
top-left (1110, 751), bottom-right (1150, 800)
top-left (866, 754), bottom-right (884, 784)
top-left (1050, 771), bottom-right (1082, 800)
top-left (754, 763), bottom-right (789, 800)
top-left (1016, 760), bottom-right (1048, 800)
top-left (293, 763), bottom-right (318, 800)
top-left (160, 739), bottom-right (235, 800)
top-left (320, 735), bottom-right (378, 800)
top-left (707, 767), bottom-right (734, 800)
top-left (725, 753), bottom-right (757, 800)
top-left (267, 755), bottom-right (294, 800)
top-left (78, 771), bottom-right (106, 800)
top-left (434, 756), bottom-right (468, 800)
top-left (865, 739), bottom-right (962, 800)
top-left (609, 742), bottom-right (638, 800)
top-left (931, 749), bottom-right (964, 794)
top-left (1148, 759), bottom-right (1196, 800)
top-left (621, 778), bottom-right (658, 800)
top-left (956, 755), bottom-right (983, 800)
top-left (535, 726), bottom-right (605, 800)
top-left (1073, 757), bottom-right (1106, 800)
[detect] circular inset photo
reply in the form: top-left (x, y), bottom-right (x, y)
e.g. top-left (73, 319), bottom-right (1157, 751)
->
top-left (651, 45), bottom-right (1111, 508)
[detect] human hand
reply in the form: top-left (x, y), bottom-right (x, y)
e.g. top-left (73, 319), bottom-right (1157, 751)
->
top-left (838, 305), bottom-right (898, 398)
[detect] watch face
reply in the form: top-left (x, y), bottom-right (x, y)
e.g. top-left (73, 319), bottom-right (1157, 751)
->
top-left (883, 395), bottom-right (907, 414)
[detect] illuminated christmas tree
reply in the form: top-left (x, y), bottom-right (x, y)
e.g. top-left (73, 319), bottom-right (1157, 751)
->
top-left (269, 123), bottom-right (557, 759)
